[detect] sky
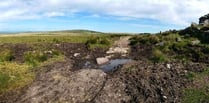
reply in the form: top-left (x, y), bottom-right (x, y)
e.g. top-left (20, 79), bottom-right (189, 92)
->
top-left (0, 0), bottom-right (209, 33)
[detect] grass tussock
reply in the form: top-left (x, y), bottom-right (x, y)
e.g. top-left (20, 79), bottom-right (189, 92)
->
top-left (24, 50), bottom-right (62, 67)
top-left (0, 49), bottom-right (14, 62)
top-left (86, 36), bottom-right (112, 49)
top-left (0, 62), bottom-right (34, 94)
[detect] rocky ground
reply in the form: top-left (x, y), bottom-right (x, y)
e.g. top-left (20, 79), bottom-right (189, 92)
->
top-left (0, 36), bottom-right (208, 103)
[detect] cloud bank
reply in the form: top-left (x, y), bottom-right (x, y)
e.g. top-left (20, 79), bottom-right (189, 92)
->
top-left (0, 0), bottom-right (209, 29)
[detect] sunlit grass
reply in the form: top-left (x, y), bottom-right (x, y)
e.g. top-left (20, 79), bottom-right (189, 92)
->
top-left (0, 51), bottom-right (65, 95)
top-left (0, 62), bottom-right (34, 94)
top-left (0, 35), bottom-right (90, 44)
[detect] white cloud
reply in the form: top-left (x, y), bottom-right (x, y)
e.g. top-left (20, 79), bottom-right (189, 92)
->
top-left (44, 12), bottom-right (65, 17)
top-left (0, 0), bottom-right (209, 26)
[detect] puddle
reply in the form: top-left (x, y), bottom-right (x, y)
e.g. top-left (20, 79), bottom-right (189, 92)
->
top-left (100, 59), bottom-right (132, 72)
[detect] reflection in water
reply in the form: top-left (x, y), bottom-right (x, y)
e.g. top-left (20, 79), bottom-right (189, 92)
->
top-left (100, 59), bottom-right (132, 72)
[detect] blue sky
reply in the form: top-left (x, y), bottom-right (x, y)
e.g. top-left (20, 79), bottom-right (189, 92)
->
top-left (0, 0), bottom-right (209, 33)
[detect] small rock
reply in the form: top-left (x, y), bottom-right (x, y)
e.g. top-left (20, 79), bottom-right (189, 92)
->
top-left (55, 44), bottom-right (61, 46)
top-left (84, 55), bottom-right (91, 59)
top-left (122, 54), bottom-right (127, 57)
top-left (156, 42), bottom-right (164, 46)
top-left (166, 64), bottom-right (171, 69)
top-left (176, 37), bottom-right (182, 42)
top-left (163, 95), bottom-right (167, 99)
top-left (44, 50), bottom-right (52, 54)
top-left (191, 40), bottom-right (200, 45)
top-left (73, 53), bottom-right (80, 57)
top-left (96, 57), bottom-right (109, 65)
top-left (105, 55), bottom-right (113, 59)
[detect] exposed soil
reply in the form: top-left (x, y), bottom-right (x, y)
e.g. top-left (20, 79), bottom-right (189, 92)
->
top-left (114, 61), bottom-right (208, 103)
top-left (55, 43), bottom-right (109, 70)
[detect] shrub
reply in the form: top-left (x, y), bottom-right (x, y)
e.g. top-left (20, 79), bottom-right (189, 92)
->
top-left (0, 49), bottom-right (14, 62)
top-left (149, 35), bottom-right (160, 44)
top-left (52, 38), bottom-right (61, 43)
top-left (100, 38), bottom-right (111, 45)
top-left (151, 48), bottom-right (168, 63)
top-left (202, 46), bottom-right (209, 54)
top-left (23, 50), bottom-right (62, 66)
top-left (171, 41), bottom-right (189, 51)
top-left (129, 36), bottom-right (139, 45)
top-left (130, 35), bottom-right (160, 45)
top-left (85, 37), bottom-right (97, 45)
top-left (51, 50), bottom-right (62, 57)
top-left (24, 51), bottom-right (48, 66)
top-left (86, 36), bottom-right (111, 49)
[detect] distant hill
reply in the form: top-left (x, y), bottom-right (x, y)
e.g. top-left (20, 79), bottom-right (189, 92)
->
top-left (50, 29), bottom-right (103, 34)
top-left (0, 29), bottom-right (103, 34)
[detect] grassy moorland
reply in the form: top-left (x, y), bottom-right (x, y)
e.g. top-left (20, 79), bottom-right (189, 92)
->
top-left (0, 27), bottom-right (208, 102)
top-left (0, 30), bottom-right (125, 96)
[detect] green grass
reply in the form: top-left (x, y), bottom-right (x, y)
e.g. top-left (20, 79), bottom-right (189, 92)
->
top-left (0, 35), bottom-right (90, 44)
top-left (182, 68), bottom-right (209, 103)
top-left (85, 36), bottom-right (112, 49)
top-left (0, 49), bottom-right (14, 62)
top-left (0, 62), bottom-right (34, 94)
top-left (0, 31), bottom-right (122, 44)
top-left (150, 48), bottom-right (168, 63)
top-left (23, 49), bottom-right (63, 67)
top-left (182, 89), bottom-right (209, 103)
top-left (0, 56), bottom-right (65, 95)
top-left (0, 49), bottom-right (65, 95)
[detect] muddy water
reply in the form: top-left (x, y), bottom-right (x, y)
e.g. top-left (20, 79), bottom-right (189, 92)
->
top-left (100, 59), bottom-right (132, 72)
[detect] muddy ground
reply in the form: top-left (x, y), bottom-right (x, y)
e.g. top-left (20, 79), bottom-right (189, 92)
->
top-left (0, 38), bottom-right (208, 103)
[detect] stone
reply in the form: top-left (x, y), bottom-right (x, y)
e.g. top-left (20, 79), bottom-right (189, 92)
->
top-left (191, 40), bottom-right (200, 45)
top-left (163, 96), bottom-right (167, 99)
top-left (44, 51), bottom-right (52, 54)
top-left (106, 47), bottom-right (129, 54)
top-left (166, 64), bottom-right (171, 69)
top-left (54, 44), bottom-right (61, 47)
top-left (73, 53), bottom-right (80, 57)
top-left (96, 57), bottom-right (109, 65)
top-left (176, 37), bottom-right (182, 42)
top-left (156, 42), bottom-right (164, 46)
top-left (105, 55), bottom-right (113, 59)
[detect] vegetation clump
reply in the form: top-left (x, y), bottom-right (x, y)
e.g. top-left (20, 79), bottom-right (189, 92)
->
top-left (151, 48), bottom-right (168, 63)
top-left (129, 35), bottom-right (159, 45)
top-left (0, 62), bottom-right (34, 94)
top-left (0, 49), bottom-right (14, 62)
top-left (86, 36), bottom-right (111, 49)
top-left (24, 50), bottom-right (62, 67)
